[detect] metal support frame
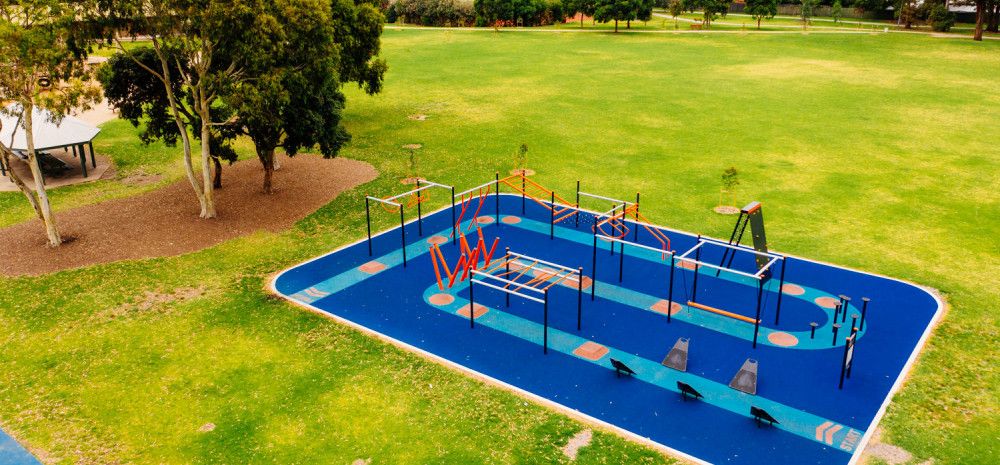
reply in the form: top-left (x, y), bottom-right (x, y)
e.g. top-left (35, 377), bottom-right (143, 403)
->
top-left (495, 172), bottom-right (500, 224)
top-left (365, 180), bottom-right (453, 262)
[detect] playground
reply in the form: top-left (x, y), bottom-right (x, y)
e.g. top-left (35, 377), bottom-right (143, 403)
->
top-left (273, 174), bottom-right (943, 465)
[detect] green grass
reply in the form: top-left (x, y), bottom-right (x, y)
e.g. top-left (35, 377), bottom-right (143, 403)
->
top-left (2, 29), bottom-right (999, 464)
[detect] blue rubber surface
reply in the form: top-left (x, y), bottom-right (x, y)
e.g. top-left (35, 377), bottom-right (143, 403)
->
top-left (273, 194), bottom-right (941, 465)
top-left (0, 428), bottom-right (40, 465)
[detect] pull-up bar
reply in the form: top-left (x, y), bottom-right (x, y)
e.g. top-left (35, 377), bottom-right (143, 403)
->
top-left (365, 179), bottom-right (455, 267)
top-left (687, 301), bottom-right (759, 324)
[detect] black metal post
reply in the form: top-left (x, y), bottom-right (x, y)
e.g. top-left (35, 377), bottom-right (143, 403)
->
top-left (851, 314), bottom-right (858, 332)
top-left (416, 180), bottom-right (423, 236)
top-left (667, 254), bottom-right (675, 324)
top-left (591, 233), bottom-right (597, 301)
top-left (400, 205), bottom-right (407, 267)
top-left (577, 267), bottom-right (583, 330)
top-left (691, 236), bottom-right (702, 302)
top-left (505, 248), bottom-right (511, 308)
top-left (550, 191), bottom-right (555, 239)
top-left (832, 323), bottom-right (841, 346)
top-left (839, 337), bottom-right (849, 389)
top-left (575, 180), bottom-right (580, 228)
top-left (495, 172), bottom-right (500, 224)
top-left (753, 279), bottom-right (763, 348)
top-left (834, 303), bottom-right (842, 323)
top-left (810, 322), bottom-right (818, 339)
top-left (775, 257), bottom-right (787, 325)
top-left (89, 141), bottom-right (96, 168)
top-left (522, 175), bottom-right (526, 214)
top-left (451, 186), bottom-right (457, 244)
top-left (847, 328), bottom-right (857, 378)
top-left (841, 296), bottom-right (851, 323)
top-left (618, 241), bottom-right (625, 282)
top-left (860, 297), bottom-right (870, 331)
top-left (469, 278), bottom-right (475, 329)
top-left (365, 197), bottom-right (372, 256)
top-left (634, 192), bottom-right (640, 241)
top-left (543, 290), bottom-right (549, 354)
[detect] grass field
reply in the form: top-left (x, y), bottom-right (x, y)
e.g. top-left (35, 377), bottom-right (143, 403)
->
top-left (1, 29), bottom-right (998, 464)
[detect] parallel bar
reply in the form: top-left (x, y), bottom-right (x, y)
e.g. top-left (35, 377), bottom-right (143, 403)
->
top-left (367, 195), bottom-right (402, 207)
top-left (599, 234), bottom-right (673, 256)
top-left (454, 180), bottom-right (496, 199)
top-left (676, 257), bottom-right (761, 280)
top-left (385, 183), bottom-right (436, 202)
top-left (676, 241), bottom-right (707, 260)
top-left (754, 256), bottom-right (782, 278)
top-left (578, 190), bottom-right (634, 206)
top-left (508, 251), bottom-right (580, 274)
top-left (687, 301), bottom-right (759, 324)
top-left (471, 269), bottom-right (547, 295)
top-left (469, 278), bottom-right (546, 303)
top-left (701, 235), bottom-right (785, 259)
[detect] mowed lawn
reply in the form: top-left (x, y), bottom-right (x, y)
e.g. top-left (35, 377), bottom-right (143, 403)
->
top-left (1, 29), bottom-right (998, 464)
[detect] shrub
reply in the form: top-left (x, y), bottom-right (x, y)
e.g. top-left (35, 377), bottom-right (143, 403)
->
top-left (927, 3), bottom-right (955, 31)
top-left (474, 0), bottom-right (565, 27)
top-left (391, 0), bottom-right (477, 26)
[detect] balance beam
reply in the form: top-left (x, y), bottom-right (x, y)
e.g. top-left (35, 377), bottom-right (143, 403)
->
top-left (687, 301), bottom-right (759, 324)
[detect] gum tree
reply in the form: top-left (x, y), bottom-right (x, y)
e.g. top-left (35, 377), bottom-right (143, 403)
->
top-left (745, 0), bottom-right (777, 29)
top-left (0, 0), bottom-right (101, 246)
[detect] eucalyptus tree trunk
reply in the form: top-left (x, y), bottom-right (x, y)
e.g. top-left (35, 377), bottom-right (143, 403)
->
top-left (0, 123), bottom-right (43, 220)
top-left (21, 103), bottom-right (61, 246)
top-left (151, 38), bottom-right (207, 215)
top-left (257, 146), bottom-right (276, 194)
top-left (196, 95), bottom-right (217, 217)
top-left (974, 0), bottom-right (985, 40)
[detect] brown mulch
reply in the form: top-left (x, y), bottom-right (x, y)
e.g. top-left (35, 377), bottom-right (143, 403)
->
top-left (0, 155), bottom-right (377, 276)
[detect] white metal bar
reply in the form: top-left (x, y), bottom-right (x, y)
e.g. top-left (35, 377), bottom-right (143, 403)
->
top-left (599, 234), bottom-right (674, 256)
top-left (700, 235), bottom-right (784, 259)
top-left (419, 180), bottom-right (453, 190)
top-left (754, 257), bottom-right (780, 278)
top-left (366, 195), bottom-right (402, 207)
top-left (471, 269), bottom-right (546, 295)
top-left (676, 257), bottom-right (761, 280)
top-left (470, 278), bottom-right (546, 303)
top-left (385, 183), bottom-right (436, 201)
top-left (577, 191), bottom-right (634, 206)
top-left (508, 251), bottom-right (579, 275)
top-left (676, 241), bottom-right (706, 260)
top-left (454, 180), bottom-right (497, 199)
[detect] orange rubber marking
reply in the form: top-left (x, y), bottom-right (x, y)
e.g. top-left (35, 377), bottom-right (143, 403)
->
top-left (501, 215), bottom-right (522, 224)
top-left (457, 303), bottom-right (488, 319)
top-left (768, 332), bottom-right (799, 347)
top-left (815, 296), bottom-right (840, 309)
top-left (428, 293), bottom-right (455, 306)
top-left (687, 301), bottom-right (759, 324)
top-left (782, 283), bottom-right (806, 296)
top-left (650, 300), bottom-right (682, 316)
top-left (359, 261), bottom-right (387, 274)
top-left (573, 341), bottom-right (609, 361)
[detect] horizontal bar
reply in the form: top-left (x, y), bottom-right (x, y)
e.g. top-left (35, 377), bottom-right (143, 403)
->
top-left (419, 180), bottom-right (453, 190)
top-left (508, 251), bottom-right (579, 274)
top-left (577, 191), bottom-right (634, 206)
top-left (454, 179), bottom-right (497, 199)
top-left (385, 183), bottom-right (436, 202)
top-left (754, 256), bottom-right (781, 278)
top-left (471, 269), bottom-right (546, 294)
top-left (676, 241), bottom-right (706, 260)
top-left (676, 256), bottom-right (761, 279)
top-left (471, 279), bottom-right (546, 303)
top-left (700, 236), bottom-right (784, 260)
top-left (599, 234), bottom-right (675, 256)
top-left (366, 196), bottom-right (401, 207)
top-left (687, 301), bottom-right (759, 324)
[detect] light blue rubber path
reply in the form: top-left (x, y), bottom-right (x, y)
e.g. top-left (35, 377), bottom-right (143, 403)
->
top-left (0, 428), bottom-right (40, 465)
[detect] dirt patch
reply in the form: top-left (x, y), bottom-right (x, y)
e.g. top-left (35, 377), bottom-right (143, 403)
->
top-left (121, 172), bottom-right (164, 186)
top-left (407, 114), bottom-right (428, 121)
top-left (561, 428), bottom-right (592, 460)
top-left (0, 155), bottom-right (377, 276)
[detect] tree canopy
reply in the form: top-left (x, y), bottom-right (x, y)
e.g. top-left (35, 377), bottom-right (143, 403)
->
top-left (745, 0), bottom-right (777, 29)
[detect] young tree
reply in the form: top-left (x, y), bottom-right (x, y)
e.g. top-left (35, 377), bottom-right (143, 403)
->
top-left (0, 0), bottom-right (101, 246)
top-left (98, 47), bottom-right (238, 188)
top-left (668, 0), bottom-right (684, 21)
top-left (224, 0), bottom-right (364, 194)
top-left (95, 0), bottom-right (263, 218)
top-left (564, 0), bottom-right (597, 26)
top-left (831, 0), bottom-right (843, 23)
top-left (745, 0), bottom-right (777, 29)
top-left (800, 0), bottom-right (817, 27)
top-left (896, 0), bottom-right (918, 28)
top-left (688, 0), bottom-right (732, 26)
top-left (594, 0), bottom-right (638, 31)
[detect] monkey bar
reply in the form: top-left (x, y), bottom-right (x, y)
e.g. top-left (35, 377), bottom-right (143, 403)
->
top-left (366, 179), bottom-right (455, 266)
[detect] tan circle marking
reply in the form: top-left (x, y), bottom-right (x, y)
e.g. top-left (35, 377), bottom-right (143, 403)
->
top-left (428, 293), bottom-right (455, 306)
top-left (768, 332), bottom-right (799, 347)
